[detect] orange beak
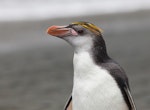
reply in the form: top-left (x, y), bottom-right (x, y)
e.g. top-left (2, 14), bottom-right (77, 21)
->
top-left (47, 25), bottom-right (78, 37)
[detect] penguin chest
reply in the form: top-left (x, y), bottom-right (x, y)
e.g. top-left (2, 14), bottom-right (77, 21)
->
top-left (72, 52), bottom-right (128, 110)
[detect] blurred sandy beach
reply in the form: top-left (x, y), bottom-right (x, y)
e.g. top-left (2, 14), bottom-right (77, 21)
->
top-left (0, 10), bottom-right (150, 110)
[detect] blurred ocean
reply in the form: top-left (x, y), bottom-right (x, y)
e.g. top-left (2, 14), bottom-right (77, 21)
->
top-left (0, 0), bottom-right (150, 110)
top-left (0, 0), bottom-right (150, 21)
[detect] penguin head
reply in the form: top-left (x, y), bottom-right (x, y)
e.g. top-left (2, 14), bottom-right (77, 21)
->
top-left (47, 21), bottom-right (103, 51)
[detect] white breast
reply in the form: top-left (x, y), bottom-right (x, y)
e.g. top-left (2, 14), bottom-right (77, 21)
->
top-left (72, 52), bottom-right (128, 110)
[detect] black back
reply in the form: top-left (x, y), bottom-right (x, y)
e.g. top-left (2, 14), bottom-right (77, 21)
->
top-left (91, 35), bottom-right (132, 109)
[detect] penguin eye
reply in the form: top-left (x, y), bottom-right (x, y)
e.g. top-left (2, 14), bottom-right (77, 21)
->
top-left (77, 30), bottom-right (84, 34)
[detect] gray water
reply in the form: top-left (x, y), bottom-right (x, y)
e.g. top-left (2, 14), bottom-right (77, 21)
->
top-left (0, 11), bottom-right (150, 110)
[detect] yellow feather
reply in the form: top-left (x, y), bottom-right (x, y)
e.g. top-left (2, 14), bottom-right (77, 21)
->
top-left (72, 22), bottom-right (103, 35)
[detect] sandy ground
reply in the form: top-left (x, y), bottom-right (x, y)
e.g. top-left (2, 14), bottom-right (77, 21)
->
top-left (0, 10), bottom-right (150, 110)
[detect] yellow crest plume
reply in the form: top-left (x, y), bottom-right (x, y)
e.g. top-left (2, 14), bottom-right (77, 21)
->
top-left (72, 21), bottom-right (103, 35)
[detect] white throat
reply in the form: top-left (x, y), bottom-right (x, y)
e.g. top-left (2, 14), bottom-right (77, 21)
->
top-left (72, 51), bottom-right (128, 110)
top-left (64, 35), bottom-right (93, 53)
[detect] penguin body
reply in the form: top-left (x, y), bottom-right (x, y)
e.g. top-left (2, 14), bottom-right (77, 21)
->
top-left (47, 21), bottom-right (136, 110)
top-left (73, 51), bottom-right (128, 110)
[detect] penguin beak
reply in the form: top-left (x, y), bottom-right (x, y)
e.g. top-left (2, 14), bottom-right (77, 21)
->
top-left (47, 25), bottom-right (78, 37)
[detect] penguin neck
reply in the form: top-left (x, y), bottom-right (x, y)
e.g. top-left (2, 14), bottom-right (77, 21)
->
top-left (73, 35), bottom-right (110, 78)
top-left (92, 35), bottom-right (110, 64)
top-left (74, 35), bottom-right (110, 64)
